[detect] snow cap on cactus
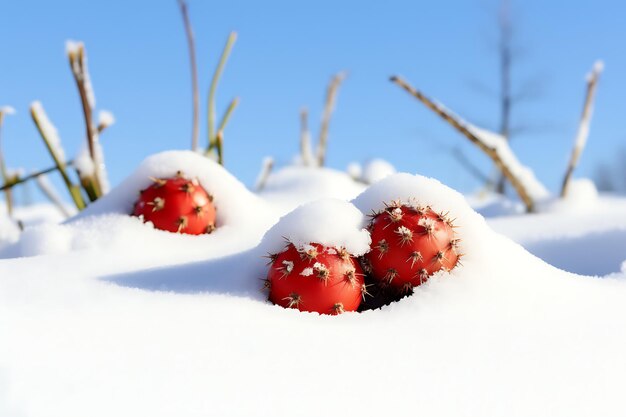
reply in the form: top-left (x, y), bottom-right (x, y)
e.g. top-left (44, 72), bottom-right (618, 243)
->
top-left (353, 173), bottom-right (493, 267)
top-left (259, 199), bottom-right (371, 257)
top-left (73, 150), bottom-right (273, 230)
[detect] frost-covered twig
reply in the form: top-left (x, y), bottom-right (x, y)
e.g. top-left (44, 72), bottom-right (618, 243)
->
top-left (390, 75), bottom-right (548, 212)
top-left (207, 32), bottom-right (237, 154)
top-left (35, 174), bottom-right (72, 218)
top-left (30, 101), bottom-right (86, 210)
top-left (67, 41), bottom-right (105, 199)
top-left (177, 0), bottom-right (200, 151)
top-left (0, 160), bottom-right (74, 193)
top-left (300, 108), bottom-right (314, 166)
top-left (316, 71), bottom-right (347, 166)
top-left (255, 157), bottom-right (274, 190)
top-left (561, 61), bottom-right (604, 197)
top-left (0, 106), bottom-right (17, 216)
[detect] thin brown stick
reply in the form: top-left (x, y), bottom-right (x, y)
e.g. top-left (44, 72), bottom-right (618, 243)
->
top-left (560, 61), bottom-right (603, 197)
top-left (316, 71), bottom-right (347, 166)
top-left (68, 42), bottom-right (102, 197)
top-left (35, 175), bottom-right (72, 218)
top-left (0, 161), bottom-right (74, 193)
top-left (255, 157), bottom-right (274, 190)
top-left (177, 0), bottom-right (200, 151)
top-left (0, 111), bottom-right (15, 216)
top-left (390, 75), bottom-right (538, 212)
top-left (299, 108), bottom-right (313, 166)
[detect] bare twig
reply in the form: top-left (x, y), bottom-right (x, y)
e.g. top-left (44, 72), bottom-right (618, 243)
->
top-left (299, 108), bottom-right (314, 166)
top-left (67, 41), bottom-right (103, 198)
top-left (0, 108), bottom-right (16, 216)
top-left (316, 71), bottom-right (347, 166)
top-left (30, 102), bottom-right (86, 210)
top-left (390, 75), bottom-right (544, 212)
top-left (207, 32), bottom-right (237, 152)
top-left (560, 61), bottom-right (604, 197)
top-left (35, 174), bottom-right (72, 218)
top-left (255, 157), bottom-right (274, 190)
top-left (177, 0), bottom-right (200, 151)
top-left (0, 161), bottom-right (75, 192)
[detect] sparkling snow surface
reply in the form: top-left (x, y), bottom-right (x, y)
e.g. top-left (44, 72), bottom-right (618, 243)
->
top-left (1, 151), bottom-right (626, 417)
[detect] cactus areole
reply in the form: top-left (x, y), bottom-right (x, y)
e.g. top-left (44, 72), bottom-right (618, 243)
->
top-left (265, 242), bottom-right (366, 315)
top-left (365, 201), bottom-right (460, 293)
top-left (132, 172), bottom-right (217, 235)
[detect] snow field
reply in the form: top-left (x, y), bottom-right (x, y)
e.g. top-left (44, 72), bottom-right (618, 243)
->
top-left (1, 151), bottom-right (626, 416)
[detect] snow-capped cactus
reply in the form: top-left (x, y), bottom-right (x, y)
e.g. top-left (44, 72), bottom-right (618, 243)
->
top-left (132, 171), bottom-right (216, 235)
top-left (364, 201), bottom-right (460, 292)
top-left (265, 242), bottom-right (365, 315)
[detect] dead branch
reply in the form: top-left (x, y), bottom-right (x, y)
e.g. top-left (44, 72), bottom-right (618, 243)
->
top-left (177, 0), bottom-right (200, 151)
top-left (390, 75), bottom-right (543, 212)
top-left (0, 108), bottom-right (16, 216)
top-left (299, 108), bottom-right (313, 166)
top-left (560, 61), bottom-right (603, 197)
top-left (67, 42), bottom-right (103, 197)
top-left (316, 72), bottom-right (347, 166)
top-left (255, 157), bottom-right (274, 191)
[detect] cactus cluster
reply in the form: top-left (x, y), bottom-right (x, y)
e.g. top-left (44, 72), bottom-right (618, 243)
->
top-left (132, 171), bottom-right (216, 235)
top-left (264, 199), bottom-right (461, 314)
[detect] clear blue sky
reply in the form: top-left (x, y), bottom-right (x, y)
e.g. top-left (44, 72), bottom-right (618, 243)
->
top-left (1, 0), bottom-right (624, 200)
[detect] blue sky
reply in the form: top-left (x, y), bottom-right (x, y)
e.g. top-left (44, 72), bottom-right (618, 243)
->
top-left (1, 0), bottom-right (624, 200)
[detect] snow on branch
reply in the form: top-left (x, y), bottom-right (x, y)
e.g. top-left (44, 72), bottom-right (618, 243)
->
top-left (67, 40), bottom-right (107, 198)
top-left (390, 75), bottom-right (549, 212)
top-left (560, 60), bottom-right (604, 197)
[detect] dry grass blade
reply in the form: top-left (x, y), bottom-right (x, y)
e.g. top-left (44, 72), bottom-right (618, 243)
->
top-left (316, 71), bottom-right (347, 166)
top-left (67, 42), bottom-right (103, 198)
top-left (207, 32), bottom-right (237, 153)
top-left (30, 102), bottom-right (86, 210)
top-left (177, 0), bottom-right (200, 151)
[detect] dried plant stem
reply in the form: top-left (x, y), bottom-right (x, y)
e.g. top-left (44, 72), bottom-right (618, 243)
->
top-left (299, 108), bottom-right (313, 166)
top-left (30, 104), bottom-right (86, 210)
top-left (0, 161), bottom-right (74, 193)
top-left (0, 111), bottom-right (15, 216)
top-left (208, 32), bottom-right (237, 153)
top-left (561, 61), bottom-right (603, 197)
top-left (390, 75), bottom-right (537, 212)
top-left (68, 43), bottom-right (102, 198)
top-left (255, 157), bottom-right (274, 190)
top-left (35, 175), bottom-right (72, 218)
top-left (316, 72), bottom-right (347, 166)
top-left (177, 0), bottom-right (200, 151)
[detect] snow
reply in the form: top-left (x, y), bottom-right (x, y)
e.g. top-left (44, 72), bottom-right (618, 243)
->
top-left (30, 101), bottom-right (66, 163)
top-left (66, 40), bottom-right (96, 109)
top-left (259, 198), bottom-right (371, 256)
top-left (2, 155), bottom-right (626, 417)
top-left (0, 106), bottom-right (15, 115)
top-left (73, 139), bottom-right (110, 193)
top-left (97, 110), bottom-right (115, 128)
top-left (258, 165), bottom-right (366, 212)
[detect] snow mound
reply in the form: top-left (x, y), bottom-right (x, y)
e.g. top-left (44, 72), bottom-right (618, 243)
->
top-left (0, 151), bottom-right (277, 259)
top-left (258, 165), bottom-right (365, 212)
top-left (539, 178), bottom-right (599, 213)
top-left (347, 158), bottom-right (397, 184)
top-left (260, 199), bottom-right (371, 256)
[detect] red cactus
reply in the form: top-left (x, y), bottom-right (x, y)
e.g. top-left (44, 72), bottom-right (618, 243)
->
top-left (265, 242), bottom-right (366, 315)
top-left (133, 171), bottom-right (216, 235)
top-left (364, 201), bottom-right (460, 293)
